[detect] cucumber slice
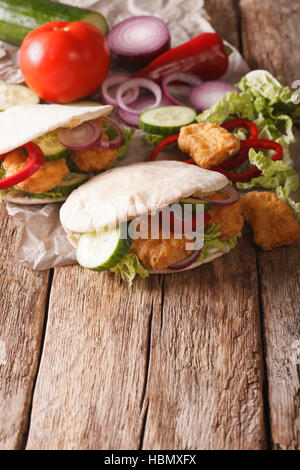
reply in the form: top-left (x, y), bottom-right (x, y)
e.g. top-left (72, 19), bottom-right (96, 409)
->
top-left (0, 83), bottom-right (39, 111)
top-left (76, 223), bottom-right (132, 271)
top-left (139, 106), bottom-right (197, 136)
top-left (34, 130), bottom-right (69, 161)
top-left (56, 172), bottom-right (89, 197)
top-left (179, 197), bottom-right (212, 212)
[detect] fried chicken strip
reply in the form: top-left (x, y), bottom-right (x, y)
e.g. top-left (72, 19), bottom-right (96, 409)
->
top-left (240, 191), bottom-right (300, 250)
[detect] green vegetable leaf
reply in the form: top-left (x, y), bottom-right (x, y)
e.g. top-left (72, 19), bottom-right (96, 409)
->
top-left (236, 149), bottom-right (299, 191)
top-left (111, 253), bottom-right (149, 286)
top-left (276, 186), bottom-right (300, 223)
top-left (146, 133), bottom-right (165, 146)
top-left (118, 128), bottom-right (135, 158)
top-left (197, 224), bottom-right (240, 261)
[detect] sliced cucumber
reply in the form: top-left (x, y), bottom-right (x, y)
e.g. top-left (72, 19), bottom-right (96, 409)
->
top-left (179, 197), bottom-right (212, 212)
top-left (0, 83), bottom-right (39, 111)
top-left (56, 172), bottom-right (89, 197)
top-left (34, 130), bottom-right (69, 161)
top-left (76, 223), bottom-right (132, 271)
top-left (139, 106), bottom-right (197, 136)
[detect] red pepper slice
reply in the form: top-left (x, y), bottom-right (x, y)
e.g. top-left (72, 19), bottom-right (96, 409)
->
top-left (133, 33), bottom-right (228, 82)
top-left (150, 133), bottom-right (179, 161)
top-left (221, 118), bottom-right (259, 139)
top-left (213, 138), bottom-right (283, 182)
top-left (0, 142), bottom-right (45, 190)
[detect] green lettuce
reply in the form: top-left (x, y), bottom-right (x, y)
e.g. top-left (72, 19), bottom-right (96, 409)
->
top-left (117, 128), bottom-right (135, 158)
top-left (146, 133), bottom-right (165, 146)
top-left (111, 253), bottom-right (149, 286)
top-left (236, 148), bottom-right (299, 191)
top-left (276, 186), bottom-right (300, 223)
top-left (197, 224), bottom-right (240, 261)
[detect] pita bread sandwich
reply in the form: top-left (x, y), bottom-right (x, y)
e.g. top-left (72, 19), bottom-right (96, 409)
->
top-left (0, 103), bottom-right (132, 204)
top-left (60, 160), bottom-right (244, 284)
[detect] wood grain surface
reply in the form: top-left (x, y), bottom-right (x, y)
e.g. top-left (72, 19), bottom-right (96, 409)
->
top-left (0, 204), bottom-right (49, 449)
top-left (240, 0), bottom-right (300, 449)
top-left (0, 0), bottom-right (299, 450)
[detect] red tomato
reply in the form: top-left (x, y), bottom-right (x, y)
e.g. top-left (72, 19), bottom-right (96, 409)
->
top-left (19, 21), bottom-right (110, 103)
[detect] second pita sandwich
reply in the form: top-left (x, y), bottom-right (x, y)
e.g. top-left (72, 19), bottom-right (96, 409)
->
top-left (60, 160), bottom-right (244, 284)
top-left (0, 103), bottom-right (132, 204)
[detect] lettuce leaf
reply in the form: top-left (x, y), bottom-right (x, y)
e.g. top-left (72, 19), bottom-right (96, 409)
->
top-left (117, 128), bottom-right (135, 158)
top-left (146, 133), bottom-right (165, 146)
top-left (238, 70), bottom-right (298, 113)
top-left (276, 186), bottom-right (300, 223)
top-left (111, 253), bottom-right (149, 286)
top-left (236, 148), bottom-right (299, 191)
top-left (197, 224), bottom-right (240, 261)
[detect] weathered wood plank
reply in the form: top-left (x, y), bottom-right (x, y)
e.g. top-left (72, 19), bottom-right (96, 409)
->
top-left (0, 204), bottom-right (49, 449)
top-left (204, 0), bottom-right (240, 49)
top-left (240, 0), bottom-right (300, 450)
top-left (26, 266), bottom-right (162, 450)
top-left (142, 230), bottom-right (266, 450)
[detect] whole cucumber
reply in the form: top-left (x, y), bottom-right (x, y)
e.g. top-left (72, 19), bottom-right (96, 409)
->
top-left (0, 0), bottom-right (109, 46)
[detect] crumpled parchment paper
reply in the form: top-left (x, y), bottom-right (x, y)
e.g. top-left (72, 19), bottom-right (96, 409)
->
top-left (2, 0), bottom-right (251, 270)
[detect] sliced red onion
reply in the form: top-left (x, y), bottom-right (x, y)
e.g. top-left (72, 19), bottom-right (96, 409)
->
top-left (118, 95), bottom-right (171, 127)
top-left (98, 117), bottom-right (124, 149)
top-left (57, 120), bottom-right (102, 151)
top-left (107, 16), bottom-right (170, 67)
top-left (199, 184), bottom-right (240, 206)
top-left (116, 78), bottom-right (162, 115)
top-left (162, 72), bottom-right (202, 105)
top-left (101, 74), bottom-right (139, 106)
top-left (190, 81), bottom-right (240, 111)
top-left (168, 248), bottom-right (202, 271)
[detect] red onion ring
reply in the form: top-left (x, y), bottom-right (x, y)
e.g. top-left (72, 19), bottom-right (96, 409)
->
top-left (199, 184), bottom-right (240, 206)
top-left (101, 74), bottom-right (139, 106)
top-left (162, 72), bottom-right (202, 105)
top-left (57, 120), bottom-right (102, 151)
top-left (168, 248), bottom-right (202, 271)
top-left (116, 78), bottom-right (162, 115)
top-left (107, 16), bottom-right (170, 67)
top-left (97, 117), bottom-right (124, 149)
top-left (190, 81), bottom-right (240, 111)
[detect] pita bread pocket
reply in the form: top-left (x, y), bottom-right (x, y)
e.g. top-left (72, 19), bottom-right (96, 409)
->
top-left (60, 160), bottom-right (243, 283)
top-left (0, 103), bottom-right (117, 204)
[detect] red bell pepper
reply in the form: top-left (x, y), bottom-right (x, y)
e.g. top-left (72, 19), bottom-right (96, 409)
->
top-left (221, 118), bottom-right (259, 140)
top-left (214, 138), bottom-right (283, 182)
top-left (0, 142), bottom-right (45, 189)
top-left (150, 133), bottom-right (179, 161)
top-left (133, 33), bottom-right (228, 82)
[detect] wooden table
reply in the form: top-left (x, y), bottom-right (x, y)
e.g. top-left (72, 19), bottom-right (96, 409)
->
top-left (0, 0), bottom-right (299, 450)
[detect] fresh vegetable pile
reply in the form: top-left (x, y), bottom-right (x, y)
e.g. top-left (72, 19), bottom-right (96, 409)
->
top-left (146, 70), bottom-right (299, 218)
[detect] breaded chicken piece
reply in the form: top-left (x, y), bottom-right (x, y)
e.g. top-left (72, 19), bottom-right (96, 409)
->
top-left (209, 196), bottom-right (244, 240)
top-left (3, 149), bottom-right (69, 194)
top-left (240, 192), bottom-right (300, 250)
top-left (178, 122), bottom-right (240, 169)
top-left (70, 133), bottom-right (118, 172)
top-left (130, 216), bottom-right (192, 270)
